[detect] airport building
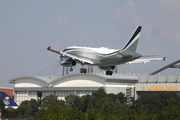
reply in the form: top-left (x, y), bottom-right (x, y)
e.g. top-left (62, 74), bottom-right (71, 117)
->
top-left (9, 74), bottom-right (180, 105)
top-left (9, 59), bottom-right (180, 105)
top-left (135, 75), bottom-right (180, 99)
top-left (9, 73), bottom-right (138, 105)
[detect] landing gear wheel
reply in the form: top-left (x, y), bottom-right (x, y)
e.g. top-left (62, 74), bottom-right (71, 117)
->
top-left (106, 71), bottom-right (109, 75)
top-left (80, 68), bottom-right (87, 73)
top-left (84, 68), bottom-right (87, 73)
top-left (106, 70), bottom-right (113, 76)
top-left (80, 68), bottom-right (84, 73)
top-left (109, 71), bottom-right (113, 76)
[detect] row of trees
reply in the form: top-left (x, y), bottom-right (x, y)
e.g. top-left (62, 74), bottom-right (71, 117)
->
top-left (1, 88), bottom-right (180, 120)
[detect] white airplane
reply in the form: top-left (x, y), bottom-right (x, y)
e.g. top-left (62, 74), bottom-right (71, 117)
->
top-left (47, 26), bottom-right (165, 75)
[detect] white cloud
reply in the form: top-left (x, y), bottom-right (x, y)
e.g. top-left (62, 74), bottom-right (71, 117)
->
top-left (50, 39), bottom-right (64, 50)
top-left (158, 0), bottom-right (180, 13)
top-left (153, 0), bottom-right (180, 46)
top-left (112, 0), bottom-right (141, 26)
top-left (110, 0), bottom-right (180, 61)
top-left (56, 16), bottom-right (70, 27)
top-left (0, 51), bottom-right (28, 80)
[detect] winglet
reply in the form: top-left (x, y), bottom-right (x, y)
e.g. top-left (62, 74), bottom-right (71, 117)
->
top-left (47, 46), bottom-right (60, 54)
top-left (47, 46), bottom-right (51, 50)
top-left (163, 57), bottom-right (166, 61)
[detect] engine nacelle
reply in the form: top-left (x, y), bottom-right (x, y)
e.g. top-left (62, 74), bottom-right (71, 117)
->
top-left (98, 66), bottom-right (115, 70)
top-left (60, 57), bottom-right (76, 67)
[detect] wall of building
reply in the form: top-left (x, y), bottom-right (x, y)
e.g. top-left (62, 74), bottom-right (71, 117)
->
top-left (0, 87), bottom-right (14, 97)
top-left (135, 75), bottom-right (180, 100)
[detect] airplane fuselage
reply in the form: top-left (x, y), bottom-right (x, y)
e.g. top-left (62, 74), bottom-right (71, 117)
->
top-left (60, 46), bottom-right (141, 67)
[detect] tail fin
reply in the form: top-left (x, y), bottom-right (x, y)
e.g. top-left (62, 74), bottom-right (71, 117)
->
top-left (122, 26), bottom-right (142, 53)
top-left (0, 92), bottom-right (18, 106)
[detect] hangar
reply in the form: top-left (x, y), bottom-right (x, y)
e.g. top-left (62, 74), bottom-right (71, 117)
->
top-left (9, 73), bottom-right (138, 105)
top-left (9, 59), bottom-right (180, 105)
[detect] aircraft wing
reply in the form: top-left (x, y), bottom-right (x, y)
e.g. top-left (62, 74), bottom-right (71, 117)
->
top-left (60, 51), bottom-right (93, 64)
top-left (47, 46), bottom-right (93, 64)
top-left (127, 57), bottom-right (166, 64)
top-left (47, 46), bottom-right (60, 54)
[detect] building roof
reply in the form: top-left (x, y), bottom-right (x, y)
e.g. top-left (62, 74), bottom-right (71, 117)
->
top-left (9, 73), bottom-right (139, 88)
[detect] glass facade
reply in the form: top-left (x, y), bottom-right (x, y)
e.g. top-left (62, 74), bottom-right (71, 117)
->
top-left (15, 90), bottom-right (93, 105)
top-left (16, 91), bottom-right (37, 105)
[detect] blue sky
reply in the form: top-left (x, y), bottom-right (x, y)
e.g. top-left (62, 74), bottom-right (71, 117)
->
top-left (1, 0), bottom-right (180, 87)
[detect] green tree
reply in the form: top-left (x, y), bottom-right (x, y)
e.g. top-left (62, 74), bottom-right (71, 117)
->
top-left (65, 94), bottom-right (84, 111)
top-left (97, 97), bottom-right (116, 116)
top-left (16, 100), bottom-right (31, 118)
top-left (0, 97), bottom-right (5, 110)
top-left (81, 94), bottom-right (95, 112)
top-left (131, 92), bottom-right (180, 115)
top-left (92, 87), bottom-right (107, 98)
top-left (24, 102), bottom-right (33, 120)
top-left (2, 107), bottom-right (16, 119)
top-left (40, 94), bottom-right (65, 110)
top-left (29, 99), bottom-right (39, 116)
top-left (65, 94), bottom-right (76, 106)
top-left (15, 99), bottom-right (39, 119)
top-left (117, 92), bottom-right (127, 103)
top-left (107, 92), bottom-right (126, 104)
top-left (86, 108), bottom-right (105, 120)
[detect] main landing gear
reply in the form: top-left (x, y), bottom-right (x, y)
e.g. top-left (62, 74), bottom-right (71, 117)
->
top-left (68, 66), bottom-right (87, 74)
top-left (69, 67), bottom-right (73, 71)
top-left (106, 70), bottom-right (113, 76)
top-left (80, 68), bottom-right (87, 73)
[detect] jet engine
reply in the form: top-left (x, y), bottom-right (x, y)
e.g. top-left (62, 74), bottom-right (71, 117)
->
top-left (60, 57), bottom-right (76, 67)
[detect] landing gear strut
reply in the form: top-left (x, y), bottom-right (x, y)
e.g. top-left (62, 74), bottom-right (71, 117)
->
top-left (80, 68), bottom-right (87, 73)
top-left (69, 67), bottom-right (73, 71)
top-left (106, 70), bottom-right (113, 76)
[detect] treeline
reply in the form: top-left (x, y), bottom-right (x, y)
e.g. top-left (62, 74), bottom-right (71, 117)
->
top-left (1, 88), bottom-right (180, 120)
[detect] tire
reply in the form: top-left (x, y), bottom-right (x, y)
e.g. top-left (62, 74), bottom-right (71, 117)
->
top-left (80, 68), bottom-right (84, 73)
top-left (109, 71), bottom-right (113, 75)
top-left (83, 68), bottom-right (87, 73)
top-left (106, 71), bottom-right (109, 75)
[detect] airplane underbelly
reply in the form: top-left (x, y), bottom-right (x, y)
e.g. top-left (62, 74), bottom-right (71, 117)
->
top-left (99, 56), bottom-right (122, 65)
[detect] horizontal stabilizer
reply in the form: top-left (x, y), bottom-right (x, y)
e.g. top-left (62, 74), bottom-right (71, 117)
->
top-left (127, 57), bottom-right (166, 64)
top-left (141, 55), bottom-right (158, 57)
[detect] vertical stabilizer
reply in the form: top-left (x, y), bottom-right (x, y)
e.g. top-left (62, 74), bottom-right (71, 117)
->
top-left (0, 92), bottom-right (18, 106)
top-left (122, 26), bottom-right (142, 53)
